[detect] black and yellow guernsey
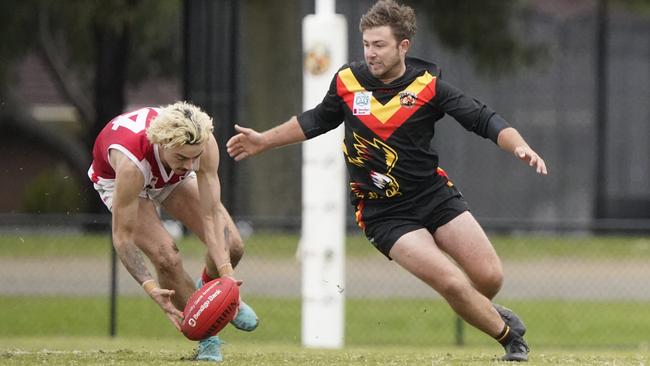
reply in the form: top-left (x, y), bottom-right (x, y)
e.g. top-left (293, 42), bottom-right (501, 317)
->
top-left (297, 57), bottom-right (509, 205)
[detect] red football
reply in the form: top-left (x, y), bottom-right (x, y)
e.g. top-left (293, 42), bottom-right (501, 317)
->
top-left (181, 277), bottom-right (240, 341)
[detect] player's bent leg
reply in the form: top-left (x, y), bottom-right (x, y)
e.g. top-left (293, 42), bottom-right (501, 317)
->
top-left (389, 229), bottom-right (529, 361)
top-left (389, 229), bottom-right (504, 336)
top-left (195, 335), bottom-right (223, 362)
top-left (162, 180), bottom-right (245, 271)
top-left (433, 211), bottom-right (504, 299)
top-left (164, 179), bottom-right (259, 332)
top-left (133, 198), bottom-right (196, 309)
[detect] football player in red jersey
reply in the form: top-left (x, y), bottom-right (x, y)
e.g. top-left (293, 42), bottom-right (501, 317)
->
top-left (89, 101), bottom-right (258, 362)
top-left (227, 0), bottom-right (546, 362)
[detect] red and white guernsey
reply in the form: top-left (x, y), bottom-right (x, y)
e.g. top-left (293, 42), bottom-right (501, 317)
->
top-left (88, 107), bottom-right (194, 208)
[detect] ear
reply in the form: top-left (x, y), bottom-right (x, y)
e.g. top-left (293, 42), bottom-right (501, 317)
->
top-left (399, 39), bottom-right (410, 55)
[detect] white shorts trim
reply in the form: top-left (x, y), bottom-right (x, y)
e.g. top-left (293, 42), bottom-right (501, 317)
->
top-left (92, 172), bottom-right (196, 211)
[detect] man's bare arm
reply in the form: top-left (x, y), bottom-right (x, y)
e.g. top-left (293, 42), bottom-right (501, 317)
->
top-left (109, 150), bottom-right (183, 329)
top-left (196, 136), bottom-right (234, 278)
top-left (226, 116), bottom-right (306, 161)
top-left (110, 151), bottom-right (155, 284)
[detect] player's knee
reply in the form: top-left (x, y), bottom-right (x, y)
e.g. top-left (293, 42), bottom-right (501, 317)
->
top-left (475, 268), bottom-right (503, 299)
top-left (151, 244), bottom-right (184, 277)
top-left (228, 236), bottom-right (245, 266)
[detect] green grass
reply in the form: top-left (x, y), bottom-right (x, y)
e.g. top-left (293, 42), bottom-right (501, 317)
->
top-left (2, 232), bottom-right (650, 260)
top-left (2, 338), bottom-right (649, 365)
top-left (1, 337), bottom-right (648, 366)
top-left (1, 296), bottom-right (649, 350)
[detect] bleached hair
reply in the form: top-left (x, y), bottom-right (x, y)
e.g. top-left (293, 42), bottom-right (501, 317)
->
top-left (147, 101), bottom-right (214, 149)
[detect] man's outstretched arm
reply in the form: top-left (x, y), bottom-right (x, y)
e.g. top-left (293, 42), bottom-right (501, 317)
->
top-left (226, 116), bottom-right (306, 161)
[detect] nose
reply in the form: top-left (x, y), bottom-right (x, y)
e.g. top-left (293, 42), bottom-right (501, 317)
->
top-left (183, 159), bottom-right (194, 170)
top-left (364, 45), bottom-right (375, 58)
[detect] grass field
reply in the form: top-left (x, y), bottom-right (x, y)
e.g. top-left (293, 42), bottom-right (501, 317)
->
top-left (3, 337), bottom-right (650, 365)
top-left (2, 232), bottom-right (650, 364)
top-left (1, 296), bottom-right (650, 348)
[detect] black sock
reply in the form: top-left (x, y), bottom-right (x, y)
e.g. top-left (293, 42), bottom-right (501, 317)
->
top-left (495, 324), bottom-right (517, 346)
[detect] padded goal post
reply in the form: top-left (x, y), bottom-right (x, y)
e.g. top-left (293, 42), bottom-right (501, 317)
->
top-left (300, 1), bottom-right (348, 349)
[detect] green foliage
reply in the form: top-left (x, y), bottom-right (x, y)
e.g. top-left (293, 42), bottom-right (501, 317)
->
top-left (408, 0), bottom-right (546, 76)
top-left (21, 167), bottom-right (82, 213)
top-left (405, 0), bottom-right (650, 76)
top-left (0, 0), bottom-right (182, 86)
top-left (618, 0), bottom-right (650, 12)
top-left (127, 0), bottom-right (183, 81)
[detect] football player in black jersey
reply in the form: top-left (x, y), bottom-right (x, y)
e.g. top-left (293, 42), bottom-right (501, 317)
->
top-left (227, 0), bottom-right (546, 361)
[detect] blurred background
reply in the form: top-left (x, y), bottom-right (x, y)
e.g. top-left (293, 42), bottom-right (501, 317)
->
top-left (1, 0), bottom-right (649, 352)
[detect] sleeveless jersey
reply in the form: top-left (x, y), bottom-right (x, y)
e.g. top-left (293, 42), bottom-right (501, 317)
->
top-left (88, 107), bottom-right (192, 194)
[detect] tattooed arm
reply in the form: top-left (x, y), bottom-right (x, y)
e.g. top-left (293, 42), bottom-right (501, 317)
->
top-left (109, 149), bottom-right (184, 330)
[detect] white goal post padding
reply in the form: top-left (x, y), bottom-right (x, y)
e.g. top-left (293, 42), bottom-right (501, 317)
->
top-left (300, 8), bottom-right (348, 349)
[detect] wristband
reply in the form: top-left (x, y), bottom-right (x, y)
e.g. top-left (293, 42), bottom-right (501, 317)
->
top-left (217, 262), bottom-right (234, 277)
top-left (142, 279), bottom-right (158, 294)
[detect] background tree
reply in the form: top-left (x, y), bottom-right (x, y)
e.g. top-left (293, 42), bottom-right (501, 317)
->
top-left (408, 0), bottom-right (545, 76)
top-left (0, 0), bottom-right (181, 213)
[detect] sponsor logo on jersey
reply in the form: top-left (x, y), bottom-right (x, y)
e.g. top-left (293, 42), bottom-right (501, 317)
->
top-left (352, 91), bottom-right (372, 115)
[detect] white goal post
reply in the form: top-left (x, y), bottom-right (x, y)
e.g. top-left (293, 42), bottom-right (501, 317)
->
top-left (300, 0), bottom-right (348, 349)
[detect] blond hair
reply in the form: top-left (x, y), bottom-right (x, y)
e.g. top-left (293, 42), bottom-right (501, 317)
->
top-left (359, 0), bottom-right (416, 42)
top-left (147, 101), bottom-right (214, 149)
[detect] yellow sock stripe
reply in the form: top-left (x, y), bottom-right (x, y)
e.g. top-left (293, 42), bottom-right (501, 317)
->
top-left (496, 325), bottom-right (511, 343)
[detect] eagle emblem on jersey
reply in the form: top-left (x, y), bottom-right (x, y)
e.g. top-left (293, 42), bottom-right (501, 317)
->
top-left (344, 132), bottom-right (401, 199)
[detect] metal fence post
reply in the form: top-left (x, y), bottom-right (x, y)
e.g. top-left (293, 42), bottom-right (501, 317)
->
top-left (455, 316), bottom-right (465, 346)
top-left (109, 233), bottom-right (118, 337)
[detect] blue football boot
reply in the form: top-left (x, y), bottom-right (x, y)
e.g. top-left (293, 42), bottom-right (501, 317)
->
top-left (230, 300), bottom-right (259, 331)
top-left (195, 335), bottom-right (222, 362)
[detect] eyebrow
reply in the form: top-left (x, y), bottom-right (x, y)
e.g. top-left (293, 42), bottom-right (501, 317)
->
top-left (176, 151), bottom-right (204, 160)
top-left (363, 39), bottom-right (387, 44)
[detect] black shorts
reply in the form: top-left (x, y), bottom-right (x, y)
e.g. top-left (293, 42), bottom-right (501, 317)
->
top-left (354, 174), bottom-right (469, 259)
